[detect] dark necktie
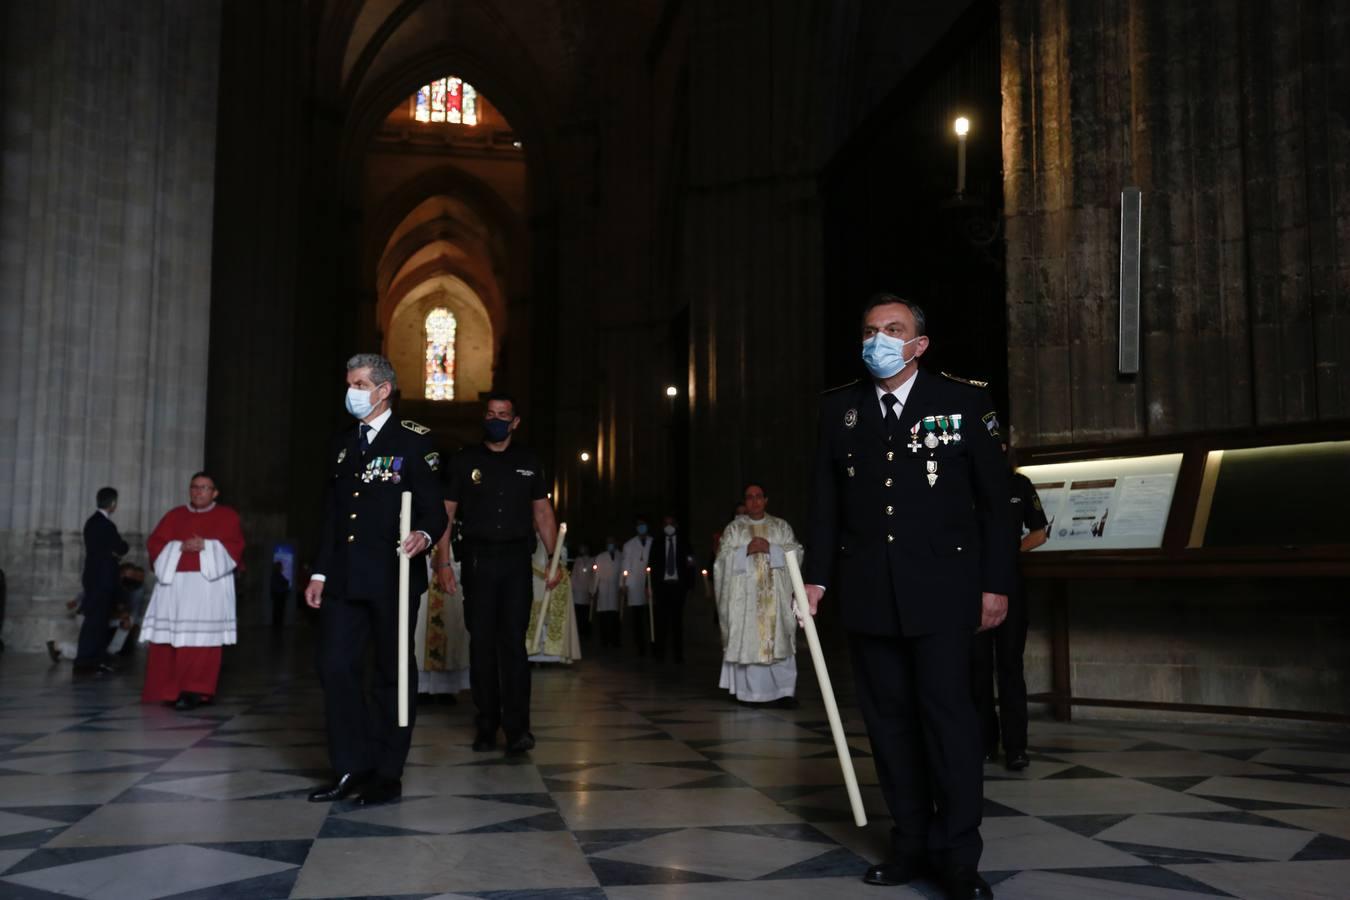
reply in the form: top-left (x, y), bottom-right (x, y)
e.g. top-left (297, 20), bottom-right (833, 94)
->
top-left (666, 536), bottom-right (676, 578)
top-left (882, 393), bottom-right (900, 439)
top-left (359, 423), bottom-right (372, 455)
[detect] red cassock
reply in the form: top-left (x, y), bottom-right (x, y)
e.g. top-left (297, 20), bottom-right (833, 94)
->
top-left (141, 504), bottom-right (245, 703)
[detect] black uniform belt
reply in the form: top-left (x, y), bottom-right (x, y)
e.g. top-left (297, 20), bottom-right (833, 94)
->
top-left (461, 537), bottom-right (533, 555)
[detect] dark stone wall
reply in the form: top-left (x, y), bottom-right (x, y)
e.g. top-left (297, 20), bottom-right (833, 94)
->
top-left (1002, 0), bottom-right (1350, 447)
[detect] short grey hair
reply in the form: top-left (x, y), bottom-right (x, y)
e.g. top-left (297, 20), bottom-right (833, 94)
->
top-left (346, 353), bottom-right (398, 391)
top-left (861, 292), bottom-right (927, 336)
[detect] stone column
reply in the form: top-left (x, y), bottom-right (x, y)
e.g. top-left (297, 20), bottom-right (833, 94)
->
top-left (0, 0), bottom-right (222, 649)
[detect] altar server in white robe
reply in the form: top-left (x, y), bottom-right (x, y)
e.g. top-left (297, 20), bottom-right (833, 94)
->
top-left (570, 544), bottom-right (593, 640)
top-left (591, 538), bottom-right (623, 648)
top-left (714, 482), bottom-right (801, 707)
top-left (621, 519), bottom-right (654, 655)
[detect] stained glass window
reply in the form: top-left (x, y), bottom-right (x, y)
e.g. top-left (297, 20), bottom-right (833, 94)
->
top-left (411, 77), bottom-right (479, 126)
top-left (424, 308), bottom-right (457, 401)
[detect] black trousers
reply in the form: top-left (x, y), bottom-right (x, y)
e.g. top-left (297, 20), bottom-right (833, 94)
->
top-left (972, 587), bottom-right (1029, 755)
top-left (628, 604), bottom-right (650, 654)
top-left (596, 610), bottom-right (620, 647)
top-left (850, 628), bottom-right (984, 867)
top-left (317, 590), bottom-right (419, 780)
top-left (74, 585), bottom-right (116, 666)
top-left (575, 604), bottom-right (592, 639)
top-left (652, 582), bottom-right (687, 661)
top-left (461, 542), bottom-right (533, 739)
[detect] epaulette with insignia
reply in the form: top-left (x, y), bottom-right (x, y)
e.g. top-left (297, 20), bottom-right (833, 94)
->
top-left (941, 372), bottom-right (989, 388)
top-left (401, 419), bottom-right (430, 435)
top-left (820, 379), bottom-right (860, 395)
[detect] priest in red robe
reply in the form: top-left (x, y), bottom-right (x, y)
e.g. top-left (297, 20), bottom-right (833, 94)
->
top-left (141, 471), bottom-right (245, 710)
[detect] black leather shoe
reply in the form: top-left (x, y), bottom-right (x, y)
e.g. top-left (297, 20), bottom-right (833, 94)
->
top-left (472, 732), bottom-right (497, 752)
top-left (174, 693), bottom-right (199, 711)
top-left (863, 858), bottom-right (927, 886)
top-left (943, 864), bottom-right (993, 899)
top-left (505, 732), bottom-right (536, 755)
top-left (357, 779), bottom-right (401, 805)
top-left (1005, 751), bottom-right (1030, 772)
top-left (308, 771), bottom-right (369, 803)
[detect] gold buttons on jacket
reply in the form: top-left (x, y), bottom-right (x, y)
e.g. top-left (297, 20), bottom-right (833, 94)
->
top-left (884, 478), bottom-right (894, 487)
top-left (349, 513), bottom-right (357, 520)
top-left (886, 451), bottom-right (895, 461)
top-left (887, 534), bottom-right (895, 543)
top-left (886, 506), bottom-right (894, 515)
top-left (347, 535), bottom-right (355, 543)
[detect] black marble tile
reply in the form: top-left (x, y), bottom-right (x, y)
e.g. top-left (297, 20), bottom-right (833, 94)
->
top-left (1136, 776), bottom-right (1213, 793)
top-left (1040, 813), bottom-right (1132, 838)
top-left (1053, 864), bottom-right (1236, 896)
top-left (460, 811), bottom-right (569, 834)
top-left (190, 839), bottom-right (316, 866)
top-left (585, 856), bottom-right (729, 886)
top-left (757, 846), bottom-right (872, 880)
top-left (1292, 833), bottom-right (1350, 861)
top-left (1042, 765), bottom-right (1120, 780)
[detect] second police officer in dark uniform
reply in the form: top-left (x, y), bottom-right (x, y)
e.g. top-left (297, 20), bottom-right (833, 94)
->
top-left (974, 448), bottom-right (1049, 771)
top-left (442, 392), bottom-right (563, 754)
top-left (306, 354), bottom-right (448, 806)
top-left (803, 294), bottom-right (1014, 900)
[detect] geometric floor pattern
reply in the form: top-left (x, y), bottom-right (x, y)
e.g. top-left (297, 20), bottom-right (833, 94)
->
top-left (1, 628), bottom-right (1348, 899)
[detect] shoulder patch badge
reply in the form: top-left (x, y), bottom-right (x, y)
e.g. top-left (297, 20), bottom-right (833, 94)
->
top-left (471, 468), bottom-right (483, 484)
top-left (424, 451), bottom-right (441, 472)
top-left (844, 408), bottom-right (858, 428)
top-left (821, 379), bottom-right (861, 396)
top-left (942, 371), bottom-right (990, 389)
top-left (401, 419), bottom-right (430, 435)
top-left (982, 411), bottom-right (1001, 439)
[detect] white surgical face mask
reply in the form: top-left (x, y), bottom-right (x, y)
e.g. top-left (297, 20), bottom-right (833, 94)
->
top-left (345, 386), bottom-right (377, 419)
top-left (861, 333), bottom-right (922, 379)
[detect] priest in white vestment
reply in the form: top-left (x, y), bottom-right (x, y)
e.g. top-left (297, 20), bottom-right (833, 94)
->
top-left (714, 482), bottom-right (800, 706)
top-left (526, 536), bottom-right (581, 663)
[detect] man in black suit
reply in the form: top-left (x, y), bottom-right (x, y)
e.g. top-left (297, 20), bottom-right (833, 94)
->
top-left (647, 514), bottom-right (696, 663)
top-left (76, 486), bottom-right (129, 673)
top-left (305, 353), bottom-right (447, 806)
top-left (803, 293), bottom-right (1014, 900)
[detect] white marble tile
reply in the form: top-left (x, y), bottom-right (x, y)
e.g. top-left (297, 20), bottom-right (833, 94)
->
top-left (1251, 748), bottom-right (1350, 771)
top-left (603, 877), bottom-right (925, 899)
top-left (138, 770), bottom-right (316, 800)
top-left (781, 785), bottom-right (891, 818)
top-left (548, 763), bottom-right (723, 789)
top-left (1, 844), bottom-right (295, 900)
top-left (993, 870), bottom-right (1219, 899)
top-left (1170, 859), bottom-right (1350, 900)
top-left (290, 832), bottom-right (597, 897)
top-left (11, 728), bottom-right (213, 752)
top-left (0, 772), bottom-right (148, 806)
top-left (534, 725), bottom-right (663, 741)
top-left (0, 810), bottom-right (67, 838)
top-left (812, 818), bottom-right (894, 864)
top-left (0, 750), bottom-right (161, 775)
top-left (47, 799), bottom-right (329, 846)
top-left (981, 814), bottom-right (1146, 870)
top-left (703, 739), bottom-right (838, 759)
top-left (157, 745), bottom-right (331, 772)
top-left (404, 743), bottom-right (488, 765)
top-left (984, 759), bottom-right (1078, 780)
top-left (402, 763), bottom-right (547, 795)
top-left (0, 717), bottom-right (92, 735)
top-left (337, 795), bottom-right (552, 833)
top-left (530, 709), bottom-right (652, 726)
top-left (594, 827), bottom-right (831, 879)
top-left (1187, 776), bottom-right (1350, 808)
top-left (1117, 730), bottom-right (1294, 752)
top-left (713, 756), bottom-right (879, 787)
top-left (0, 849), bottom-right (34, 875)
top-left (206, 729), bottom-right (327, 747)
top-left (984, 779), bottom-right (1234, 816)
top-left (555, 787), bottom-right (800, 829)
top-left (1095, 813), bottom-right (1316, 861)
top-left (1256, 808), bottom-right (1350, 842)
top-left (1046, 750), bottom-right (1286, 779)
top-left (527, 738), bottom-right (705, 765)
top-left (657, 720), bottom-right (825, 741)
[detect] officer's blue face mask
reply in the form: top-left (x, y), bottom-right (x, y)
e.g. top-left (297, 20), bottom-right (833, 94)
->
top-left (345, 384), bottom-right (385, 419)
top-left (861, 333), bottom-right (922, 379)
top-left (636, 523), bottom-right (649, 537)
top-left (483, 417), bottom-right (513, 442)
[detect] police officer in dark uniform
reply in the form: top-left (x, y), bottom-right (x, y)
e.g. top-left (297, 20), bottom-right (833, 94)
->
top-left (305, 354), bottom-right (447, 806)
top-left (442, 392), bottom-right (562, 754)
top-left (974, 449), bottom-right (1048, 771)
top-left (803, 294), bottom-right (1014, 900)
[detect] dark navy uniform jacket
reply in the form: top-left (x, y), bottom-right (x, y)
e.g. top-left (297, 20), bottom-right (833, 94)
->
top-left (803, 370), bottom-right (1015, 637)
top-left (314, 418), bottom-right (448, 601)
top-left (82, 512), bottom-right (128, 595)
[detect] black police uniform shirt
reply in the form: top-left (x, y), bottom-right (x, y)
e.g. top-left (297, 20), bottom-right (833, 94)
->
top-left (804, 369), bottom-right (1016, 637)
top-left (313, 414), bottom-right (448, 602)
top-left (445, 442), bottom-right (547, 543)
top-left (1010, 471), bottom-right (1048, 547)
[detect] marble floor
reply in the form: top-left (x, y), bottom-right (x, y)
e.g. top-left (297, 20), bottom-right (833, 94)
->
top-left (1, 627), bottom-right (1348, 899)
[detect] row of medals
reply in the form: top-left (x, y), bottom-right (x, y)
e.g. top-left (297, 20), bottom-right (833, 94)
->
top-left (907, 414), bottom-right (962, 487)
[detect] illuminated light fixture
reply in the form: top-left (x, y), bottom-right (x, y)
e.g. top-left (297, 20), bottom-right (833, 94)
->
top-left (953, 116), bottom-right (970, 195)
top-left (665, 386), bottom-right (678, 398)
top-left (512, 140), bottom-right (523, 149)
top-left (953, 116), bottom-right (970, 137)
top-left (579, 451), bottom-right (591, 462)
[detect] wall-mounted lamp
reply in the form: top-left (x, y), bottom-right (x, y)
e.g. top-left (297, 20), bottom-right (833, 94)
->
top-left (665, 386), bottom-right (678, 398)
top-left (953, 116), bottom-right (970, 196)
top-left (579, 451), bottom-right (591, 462)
